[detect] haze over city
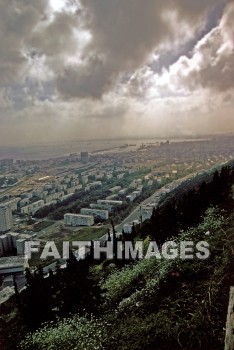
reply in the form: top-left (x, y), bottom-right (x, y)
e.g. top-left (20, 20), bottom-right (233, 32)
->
top-left (0, 0), bottom-right (233, 146)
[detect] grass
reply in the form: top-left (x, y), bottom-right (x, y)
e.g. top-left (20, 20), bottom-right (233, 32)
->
top-left (68, 225), bottom-right (107, 241)
top-left (39, 225), bottom-right (107, 241)
top-left (28, 226), bottom-right (107, 268)
top-left (33, 221), bottom-right (55, 232)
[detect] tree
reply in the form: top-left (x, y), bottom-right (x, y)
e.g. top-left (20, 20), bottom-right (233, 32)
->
top-left (111, 220), bottom-right (118, 263)
top-left (107, 228), bottom-right (111, 241)
top-left (22, 267), bottom-right (53, 329)
top-left (13, 274), bottom-right (21, 306)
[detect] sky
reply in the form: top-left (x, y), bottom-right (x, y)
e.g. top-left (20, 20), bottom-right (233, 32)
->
top-left (0, 0), bottom-right (233, 146)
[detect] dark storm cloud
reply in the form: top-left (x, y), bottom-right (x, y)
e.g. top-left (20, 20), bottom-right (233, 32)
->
top-left (171, 0), bottom-right (224, 23)
top-left (55, 0), bottom-right (222, 99)
top-left (177, 2), bottom-right (234, 93)
top-left (56, 0), bottom-right (169, 99)
top-left (151, 1), bottom-right (226, 73)
top-left (57, 55), bottom-right (114, 99)
top-left (0, 0), bottom-right (48, 84)
top-left (28, 11), bottom-right (79, 58)
top-left (0, 0), bottom-right (227, 100)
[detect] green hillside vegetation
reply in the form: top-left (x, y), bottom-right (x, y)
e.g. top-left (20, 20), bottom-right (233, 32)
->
top-left (19, 208), bottom-right (233, 350)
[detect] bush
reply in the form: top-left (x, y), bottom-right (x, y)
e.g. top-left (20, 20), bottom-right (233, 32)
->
top-left (19, 315), bottom-right (110, 350)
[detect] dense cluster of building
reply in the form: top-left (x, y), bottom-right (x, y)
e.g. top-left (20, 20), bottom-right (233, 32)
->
top-left (0, 174), bottom-right (84, 218)
top-left (0, 231), bottom-right (36, 257)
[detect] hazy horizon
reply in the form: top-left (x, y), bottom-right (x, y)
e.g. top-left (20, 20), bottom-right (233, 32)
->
top-left (0, 134), bottom-right (233, 161)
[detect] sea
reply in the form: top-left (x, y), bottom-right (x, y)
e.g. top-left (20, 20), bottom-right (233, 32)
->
top-left (0, 138), bottom-right (212, 161)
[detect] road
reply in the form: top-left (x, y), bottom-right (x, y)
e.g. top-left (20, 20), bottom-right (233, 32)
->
top-left (115, 188), bottom-right (163, 232)
top-left (104, 173), bottom-right (197, 237)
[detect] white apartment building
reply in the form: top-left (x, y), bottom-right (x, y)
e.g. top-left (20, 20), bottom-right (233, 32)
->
top-left (20, 192), bottom-right (33, 199)
top-left (60, 194), bottom-right (74, 202)
top-left (44, 191), bottom-right (65, 204)
top-left (64, 213), bottom-right (94, 227)
top-left (85, 182), bottom-right (102, 192)
top-left (81, 175), bottom-right (89, 184)
top-left (136, 179), bottom-right (143, 185)
top-left (0, 197), bottom-right (20, 212)
top-left (133, 190), bottom-right (141, 196)
top-left (66, 187), bottom-right (75, 195)
top-left (16, 239), bottom-right (26, 255)
top-left (32, 189), bottom-right (43, 197)
top-left (126, 192), bottom-right (138, 202)
top-left (129, 181), bottom-right (138, 189)
top-left (19, 198), bottom-right (30, 207)
top-left (141, 205), bottom-right (154, 221)
top-left (109, 186), bottom-right (122, 193)
top-left (0, 235), bottom-right (9, 253)
top-left (123, 224), bottom-right (133, 234)
top-left (97, 200), bottom-right (123, 207)
top-left (90, 181), bottom-right (102, 189)
top-left (20, 200), bottom-right (45, 215)
top-left (0, 206), bottom-right (13, 232)
top-left (95, 173), bottom-right (105, 180)
top-left (119, 188), bottom-right (128, 195)
top-left (89, 203), bottom-right (111, 212)
top-left (106, 195), bottom-right (118, 200)
top-left (80, 208), bottom-right (109, 220)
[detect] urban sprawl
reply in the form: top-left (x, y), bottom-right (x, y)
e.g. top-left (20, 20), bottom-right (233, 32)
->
top-left (0, 135), bottom-right (233, 299)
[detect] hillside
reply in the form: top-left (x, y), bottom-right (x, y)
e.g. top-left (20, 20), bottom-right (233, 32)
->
top-left (19, 208), bottom-right (234, 350)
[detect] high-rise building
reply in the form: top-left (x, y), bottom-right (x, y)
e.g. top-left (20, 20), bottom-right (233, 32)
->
top-left (0, 206), bottom-right (13, 233)
top-left (81, 152), bottom-right (89, 163)
top-left (64, 213), bottom-right (94, 227)
top-left (80, 208), bottom-right (109, 220)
